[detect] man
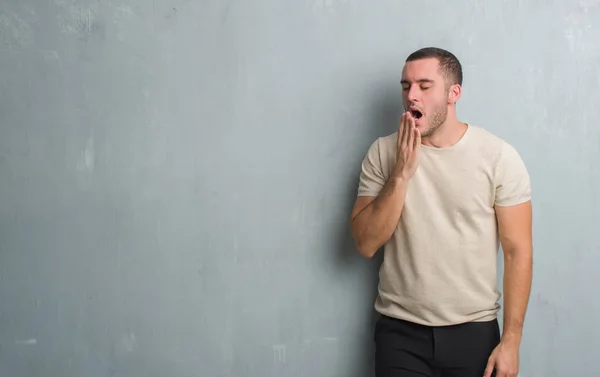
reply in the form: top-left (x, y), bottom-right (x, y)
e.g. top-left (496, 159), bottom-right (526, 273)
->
top-left (350, 47), bottom-right (533, 377)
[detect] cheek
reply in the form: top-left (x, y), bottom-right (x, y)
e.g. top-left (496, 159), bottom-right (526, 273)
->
top-left (427, 94), bottom-right (446, 109)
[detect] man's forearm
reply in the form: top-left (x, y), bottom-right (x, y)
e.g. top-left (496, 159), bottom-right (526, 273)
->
top-left (501, 246), bottom-right (533, 344)
top-left (351, 177), bottom-right (409, 258)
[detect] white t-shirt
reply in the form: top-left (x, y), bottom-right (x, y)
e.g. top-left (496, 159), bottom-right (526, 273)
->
top-left (357, 124), bottom-right (531, 326)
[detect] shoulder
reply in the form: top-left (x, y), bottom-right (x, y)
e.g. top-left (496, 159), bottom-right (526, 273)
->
top-left (357, 132), bottom-right (398, 196)
top-left (363, 132), bottom-right (397, 159)
top-left (464, 125), bottom-right (505, 156)
top-left (374, 132), bottom-right (398, 155)
top-left (465, 125), bottom-right (526, 169)
top-left (466, 126), bottom-right (532, 204)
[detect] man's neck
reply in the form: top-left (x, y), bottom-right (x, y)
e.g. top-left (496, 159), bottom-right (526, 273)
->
top-left (421, 119), bottom-right (467, 148)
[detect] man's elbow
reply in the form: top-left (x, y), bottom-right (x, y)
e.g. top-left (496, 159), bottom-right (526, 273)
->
top-left (350, 222), bottom-right (376, 258)
top-left (503, 244), bottom-right (533, 264)
top-left (355, 241), bottom-right (378, 259)
top-left (351, 231), bottom-right (381, 258)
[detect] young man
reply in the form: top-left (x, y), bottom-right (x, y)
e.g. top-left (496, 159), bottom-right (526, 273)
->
top-left (350, 47), bottom-right (533, 377)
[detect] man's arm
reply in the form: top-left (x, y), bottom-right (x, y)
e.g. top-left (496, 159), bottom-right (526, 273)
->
top-left (484, 200), bottom-right (533, 377)
top-left (350, 177), bottom-right (409, 258)
top-left (496, 200), bottom-right (533, 343)
top-left (484, 140), bottom-right (532, 377)
top-left (350, 112), bottom-right (421, 258)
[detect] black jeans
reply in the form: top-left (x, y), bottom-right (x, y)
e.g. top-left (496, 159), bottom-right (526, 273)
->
top-left (374, 314), bottom-right (500, 377)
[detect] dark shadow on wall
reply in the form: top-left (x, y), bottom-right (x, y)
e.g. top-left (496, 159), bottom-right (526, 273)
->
top-left (331, 78), bottom-right (404, 377)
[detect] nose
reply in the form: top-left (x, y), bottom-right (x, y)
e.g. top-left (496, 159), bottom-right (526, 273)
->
top-left (407, 84), bottom-right (420, 103)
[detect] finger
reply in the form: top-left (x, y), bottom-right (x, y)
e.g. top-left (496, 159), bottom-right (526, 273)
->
top-left (406, 113), bottom-right (415, 150)
top-left (399, 112), bottom-right (408, 147)
top-left (483, 359), bottom-right (495, 377)
top-left (413, 127), bottom-right (421, 150)
top-left (397, 113), bottom-right (404, 145)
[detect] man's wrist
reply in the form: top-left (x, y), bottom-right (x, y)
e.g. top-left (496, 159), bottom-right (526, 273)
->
top-left (389, 171), bottom-right (410, 185)
top-left (500, 329), bottom-right (522, 346)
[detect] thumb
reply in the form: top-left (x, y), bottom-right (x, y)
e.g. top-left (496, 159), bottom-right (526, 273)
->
top-left (483, 356), bottom-right (495, 377)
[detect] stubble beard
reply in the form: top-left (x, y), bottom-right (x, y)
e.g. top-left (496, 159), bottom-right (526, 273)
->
top-left (420, 104), bottom-right (448, 138)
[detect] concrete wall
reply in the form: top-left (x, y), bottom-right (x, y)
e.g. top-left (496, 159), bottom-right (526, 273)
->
top-left (1, 1), bottom-right (598, 376)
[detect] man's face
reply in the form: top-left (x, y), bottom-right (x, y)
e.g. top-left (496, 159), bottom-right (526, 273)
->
top-left (400, 58), bottom-right (451, 137)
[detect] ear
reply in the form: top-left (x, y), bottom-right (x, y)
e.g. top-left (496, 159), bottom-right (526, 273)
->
top-left (447, 84), bottom-right (461, 104)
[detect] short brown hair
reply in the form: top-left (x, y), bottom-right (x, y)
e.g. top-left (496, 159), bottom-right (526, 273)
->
top-left (406, 47), bottom-right (463, 86)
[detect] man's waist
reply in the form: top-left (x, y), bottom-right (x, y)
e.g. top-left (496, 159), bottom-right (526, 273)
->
top-left (374, 290), bottom-right (500, 327)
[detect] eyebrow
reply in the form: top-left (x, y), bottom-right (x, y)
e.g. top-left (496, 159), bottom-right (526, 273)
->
top-left (400, 79), bottom-right (435, 85)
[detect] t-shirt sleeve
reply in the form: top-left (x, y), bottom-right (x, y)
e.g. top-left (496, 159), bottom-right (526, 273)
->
top-left (357, 138), bottom-right (387, 197)
top-left (494, 141), bottom-right (531, 206)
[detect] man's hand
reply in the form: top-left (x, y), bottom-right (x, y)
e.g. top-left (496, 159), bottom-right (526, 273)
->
top-left (393, 111), bottom-right (421, 180)
top-left (483, 338), bottom-right (520, 377)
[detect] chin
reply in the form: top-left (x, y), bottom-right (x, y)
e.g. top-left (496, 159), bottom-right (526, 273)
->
top-left (416, 123), bottom-right (433, 136)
